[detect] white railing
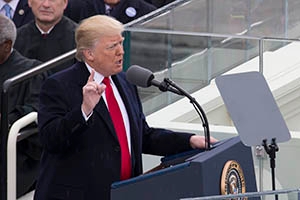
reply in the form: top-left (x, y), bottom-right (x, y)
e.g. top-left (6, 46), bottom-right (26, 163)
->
top-left (7, 112), bottom-right (37, 200)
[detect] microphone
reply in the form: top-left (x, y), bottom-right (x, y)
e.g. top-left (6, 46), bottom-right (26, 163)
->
top-left (126, 65), bottom-right (182, 95)
top-left (126, 65), bottom-right (211, 150)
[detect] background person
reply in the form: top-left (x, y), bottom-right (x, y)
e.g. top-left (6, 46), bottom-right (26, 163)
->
top-left (65, 0), bottom-right (156, 24)
top-left (0, 14), bottom-right (44, 198)
top-left (14, 0), bottom-right (77, 74)
top-left (0, 0), bottom-right (34, 28)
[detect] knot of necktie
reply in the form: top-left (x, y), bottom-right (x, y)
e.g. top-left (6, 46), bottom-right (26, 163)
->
top-left (102, 77), bottom-right (110, 86)
top-left (3, 4), bottom-right (12, 19)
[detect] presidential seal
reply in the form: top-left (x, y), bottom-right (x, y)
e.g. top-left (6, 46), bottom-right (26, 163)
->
top-left (221, 160), bottom-right (246, 199)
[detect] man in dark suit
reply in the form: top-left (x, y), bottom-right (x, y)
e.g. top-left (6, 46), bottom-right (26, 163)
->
top-left (34, 15), bottom-right (216, 200)
top-left (14, 0), bottom-right (77, 75)
top-left (0, 0), bottom-right (34, 27)
top-left (65, 0), bottom-right (156, 24)
top-left (0, 15), bottom-right (44, 198)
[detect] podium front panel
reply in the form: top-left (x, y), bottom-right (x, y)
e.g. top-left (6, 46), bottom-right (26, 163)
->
top-left (111, 136), bottom-right (258, 200)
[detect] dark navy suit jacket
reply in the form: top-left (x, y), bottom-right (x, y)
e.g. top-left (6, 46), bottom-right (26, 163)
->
top-left (65, 0), bottom-right (156, 24)
top-left (34, 62), bottom-right (193, 200)
top-left (12, 0), bottom-right (34, 28)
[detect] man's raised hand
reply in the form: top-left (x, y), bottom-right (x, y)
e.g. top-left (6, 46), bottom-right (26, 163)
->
top-left (81, 70), bottom-right (106, 116)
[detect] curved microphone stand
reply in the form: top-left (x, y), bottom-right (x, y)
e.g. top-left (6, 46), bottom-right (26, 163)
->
top-left (163, 78), bottom-right (211, 150)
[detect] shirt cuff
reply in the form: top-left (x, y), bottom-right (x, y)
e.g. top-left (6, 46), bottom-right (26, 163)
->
top-left (82, 109), bottom-right (93, 121)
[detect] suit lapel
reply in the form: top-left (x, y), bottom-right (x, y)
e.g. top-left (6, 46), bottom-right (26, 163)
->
top-left (74, 63), bottom-right (119, 141)
top-left (93, 73), bottom-right (139, 145)
top-left (94, 99), bottom-right (118, 141)
top-left (112, 75), bottom-right (134, 129)
top-left (112, 74), bottom-right (139, 145)
top-left (13, 0), bottom-right (31, 27)
top-left (112, 74), bottom-right (142, 172)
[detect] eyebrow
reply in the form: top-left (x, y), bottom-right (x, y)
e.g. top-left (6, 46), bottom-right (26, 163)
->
top-left (105, 38), bottom-right (124, 49)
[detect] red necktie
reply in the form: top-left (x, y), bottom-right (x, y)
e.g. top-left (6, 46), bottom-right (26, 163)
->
top-left (102, 77), bottom-right (131, 180)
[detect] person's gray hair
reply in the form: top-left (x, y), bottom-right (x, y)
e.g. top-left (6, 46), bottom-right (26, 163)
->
top-left (0, 15), bottom-right (17, 45)
top-left (75, 15), bottom-right (124, 61)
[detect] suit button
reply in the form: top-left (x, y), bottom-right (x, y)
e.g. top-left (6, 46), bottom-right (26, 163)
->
top-left (114, 146), bottom-right (120, 152)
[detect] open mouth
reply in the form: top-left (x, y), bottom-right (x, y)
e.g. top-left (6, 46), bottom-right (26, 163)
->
top-left (116, 59), bottom-right (123, 65)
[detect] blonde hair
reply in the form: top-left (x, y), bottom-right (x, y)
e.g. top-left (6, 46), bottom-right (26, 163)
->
top-left (75, 15), bottom-right (124, 61)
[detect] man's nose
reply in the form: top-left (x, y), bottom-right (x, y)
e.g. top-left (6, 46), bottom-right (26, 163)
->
top-left (116, 44), bottom-right (124, 55)
top-left (41, 0), bottom-right (51, 7)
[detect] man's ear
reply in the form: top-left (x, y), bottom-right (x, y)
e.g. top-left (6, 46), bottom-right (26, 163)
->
top-left (28, 0), bottom-right (32, 8)
top-left (0, 40), bottom-right (13, 64)
top-left (63, 0), bottom-right (68, 10)
top-left (4, 40), bottom-right (12, 53)
top-left (83, 49), bottom-right (94, 61)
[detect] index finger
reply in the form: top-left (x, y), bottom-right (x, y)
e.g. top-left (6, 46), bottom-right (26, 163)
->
top-left (88, 70), bottom-right (95, 83)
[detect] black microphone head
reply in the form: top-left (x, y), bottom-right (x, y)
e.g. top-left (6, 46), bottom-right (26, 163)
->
top-left (126, 65), bottom-right (154, 87)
